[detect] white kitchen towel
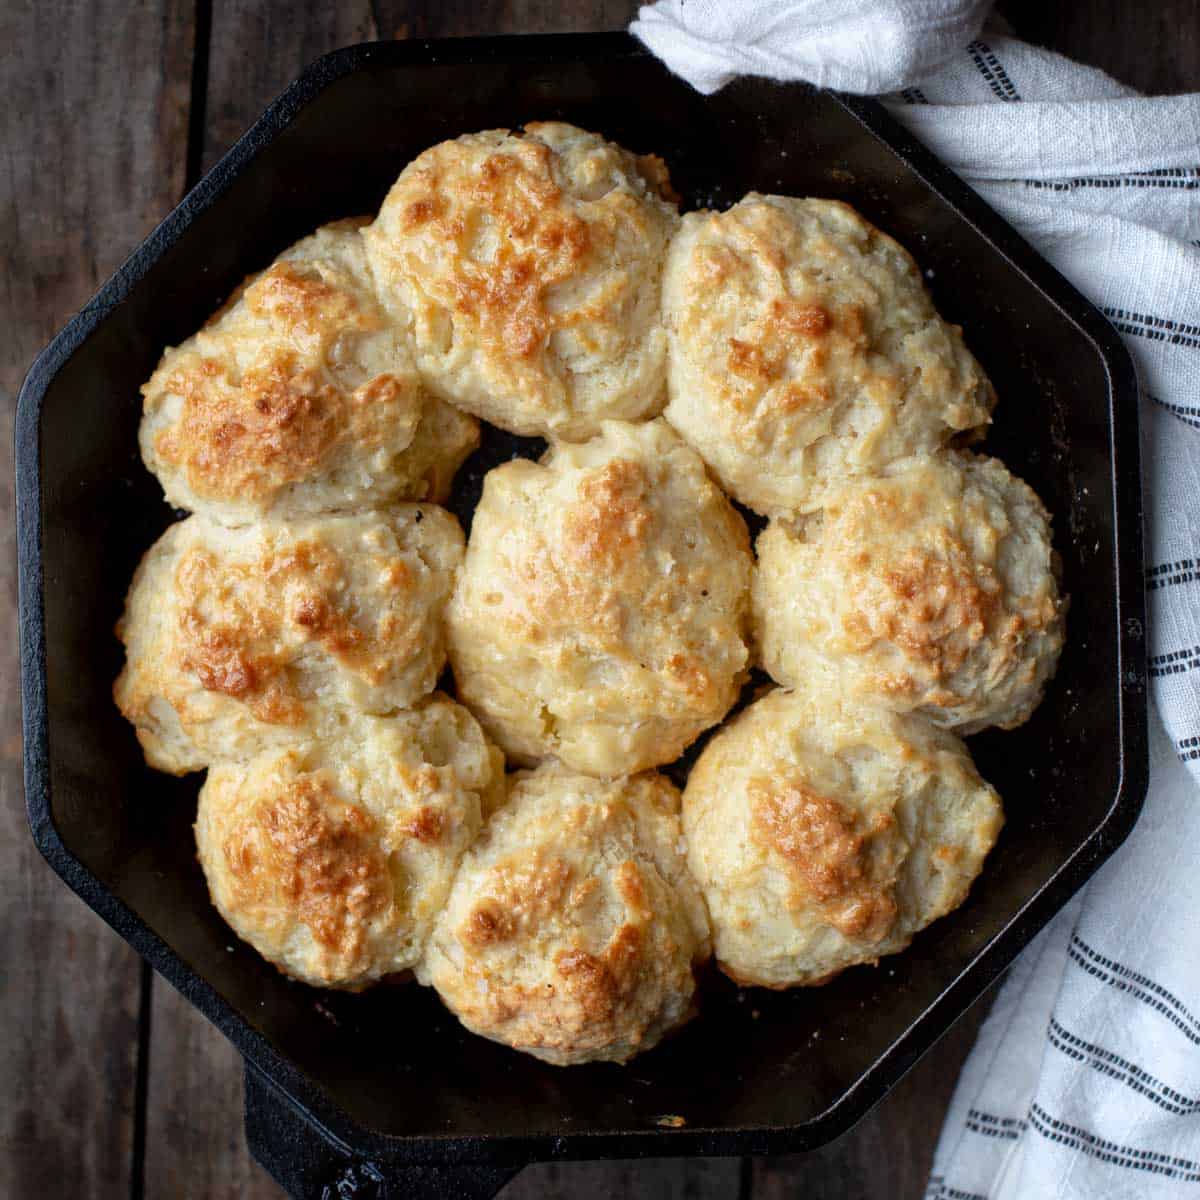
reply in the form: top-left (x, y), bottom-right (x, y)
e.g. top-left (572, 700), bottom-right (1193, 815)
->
top-left (632, 0), bottom-right (993, 95)
top-left (632, 6), bottom-right (1200, 1198)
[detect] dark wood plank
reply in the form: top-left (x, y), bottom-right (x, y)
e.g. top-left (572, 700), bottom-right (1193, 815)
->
top-left (370, 0), bottom-right (639, 39)
top-left (0, 2), bottom-right (195, 1196)
top-left (504, 1157), bottom-right (744, 1199)
top-left (145, 986), bottom-right (284, 1199)
top-left (997, 0), bottom-right (1200, 94)
top-left (201, 1), bottom-right (379, 171)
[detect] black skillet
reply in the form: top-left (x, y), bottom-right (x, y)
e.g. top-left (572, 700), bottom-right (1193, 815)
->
top-left (17, 32), bottom-right (1147, 1199)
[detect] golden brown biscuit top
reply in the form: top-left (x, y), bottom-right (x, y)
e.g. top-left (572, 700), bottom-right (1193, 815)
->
top-left (176, 534), bottom-right (412, 721)
top-left (161, 508), bottom-right (459, 725)
top-left (460, 421), bottom-right (750, 722)
top-left (366, 124), bottom-right (679, 438)
top-left (220, 770), bottom-right (393, 966)
top-left (422, 764), bottom-right (710, 1061)
top-left (143, 219), bottom-right (455, 513)
top-left (458, 855), bottom-right (575, 950)
top-left (446, 787), bottom-right (686, 1041)
top-left (241, 258), bottom-right (370, 339)
top-left (868, 543), bottom-right (1002, 672)
top-left (819, 460), bottom-right (1056, 689)
top-left (681, 684), bottom-right (1005, 988)
top-left (724, 296), bottom-right (836, 404)
top-left (562, 458), bottom-right (653, 567)
top-left (682, 196), bottom-right (989, 432)
top-left (395, 137), bottom-right (591, 362)
top-left (152, 350), bottom-right (418, 507)
top-left (753, 452), bottom-right (1064, 736)
top-left (832, 484), bottom-right (1006, 682)
top-left (197, 695), bottom-right (502, 988)
top-left (749, 777), bottom-right (899, 944)
top-left (390, 124), bottom-right (673, 363)
top-left (664, 195), bottom-right (996, 515)
top-left (681, 202), bottom-right (854, 427)
top-left (452, 845), bottom-right (657, 1037)
top-left (519, 457), bottom-right (662, 640)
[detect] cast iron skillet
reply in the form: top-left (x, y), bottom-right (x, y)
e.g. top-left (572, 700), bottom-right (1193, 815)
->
top-left (16, 32), bottom-right (1147, 1200)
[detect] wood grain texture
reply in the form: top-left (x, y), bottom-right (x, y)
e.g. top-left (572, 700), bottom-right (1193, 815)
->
top-left (504, 1156), bottom-right (744, 1199)
top-left (369, 0), bottom-right (639, 38)
top-left (145, 984), bottom-right (283, 1199)
top-left (0, 2), bottom-right (194, 1197)
top-left (201, 0), bottom-right (378, 171)
top-left (997, 0), bottom-right (1200, 94)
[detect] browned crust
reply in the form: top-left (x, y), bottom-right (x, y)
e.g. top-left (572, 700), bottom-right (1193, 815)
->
top-left (222, 773), bottom-right (391, 962)
top-left (400, 806), bottom-right (446, 845)
top-left (554, 921), bottom-right (646, 1025)
top-left (562, 458), bottom-right (653, 567)
top-left (150, 247), bottom-right (412, 505)
top-left (749, 778), bottom-right (898, 944)
top-left (397, 141), bottom-right (593, 362)
top-left (168, 529), bottom-right (425, 724)
top-left (457, 856), bottom-right (575, 950)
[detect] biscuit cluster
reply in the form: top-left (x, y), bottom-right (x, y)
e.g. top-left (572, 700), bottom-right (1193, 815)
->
top-left (115, 123), bottom-right (1064, 1065)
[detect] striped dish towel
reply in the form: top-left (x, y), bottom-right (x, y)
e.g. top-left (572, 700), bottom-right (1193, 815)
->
top-left (631, 6), bottom-right (1200, 1197)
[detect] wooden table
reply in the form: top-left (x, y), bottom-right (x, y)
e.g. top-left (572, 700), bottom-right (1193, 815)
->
top-left (2, 3), bottom-right (1195, 1196)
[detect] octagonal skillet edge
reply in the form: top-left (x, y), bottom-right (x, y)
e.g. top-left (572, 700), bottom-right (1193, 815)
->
top-left (15, 31), bottom-right (1148, 1199)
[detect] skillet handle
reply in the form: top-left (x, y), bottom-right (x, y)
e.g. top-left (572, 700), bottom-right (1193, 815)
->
top-left (243, 1063), bottom-right (522, 1200)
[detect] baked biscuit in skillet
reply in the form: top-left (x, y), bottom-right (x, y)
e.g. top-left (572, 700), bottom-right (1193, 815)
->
top-left (420, 762), bottom-right (710, 1065)
top-left (753, 451), bottom-right (1065, 734)
top-left (682, 684), bottom-right (1002, 989)
top-left (140, 219), bottom-right (478, 525)
top-left (446, 419), bottom-right (752, 777)
top-left (663, 195), bottom-right (995, 515)
top-left (196, 694), bottom-right (504, 990)
top-left (364, 123), bottom-right (679, 440)
top-left (114, 505), bottom-right (463, 773)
